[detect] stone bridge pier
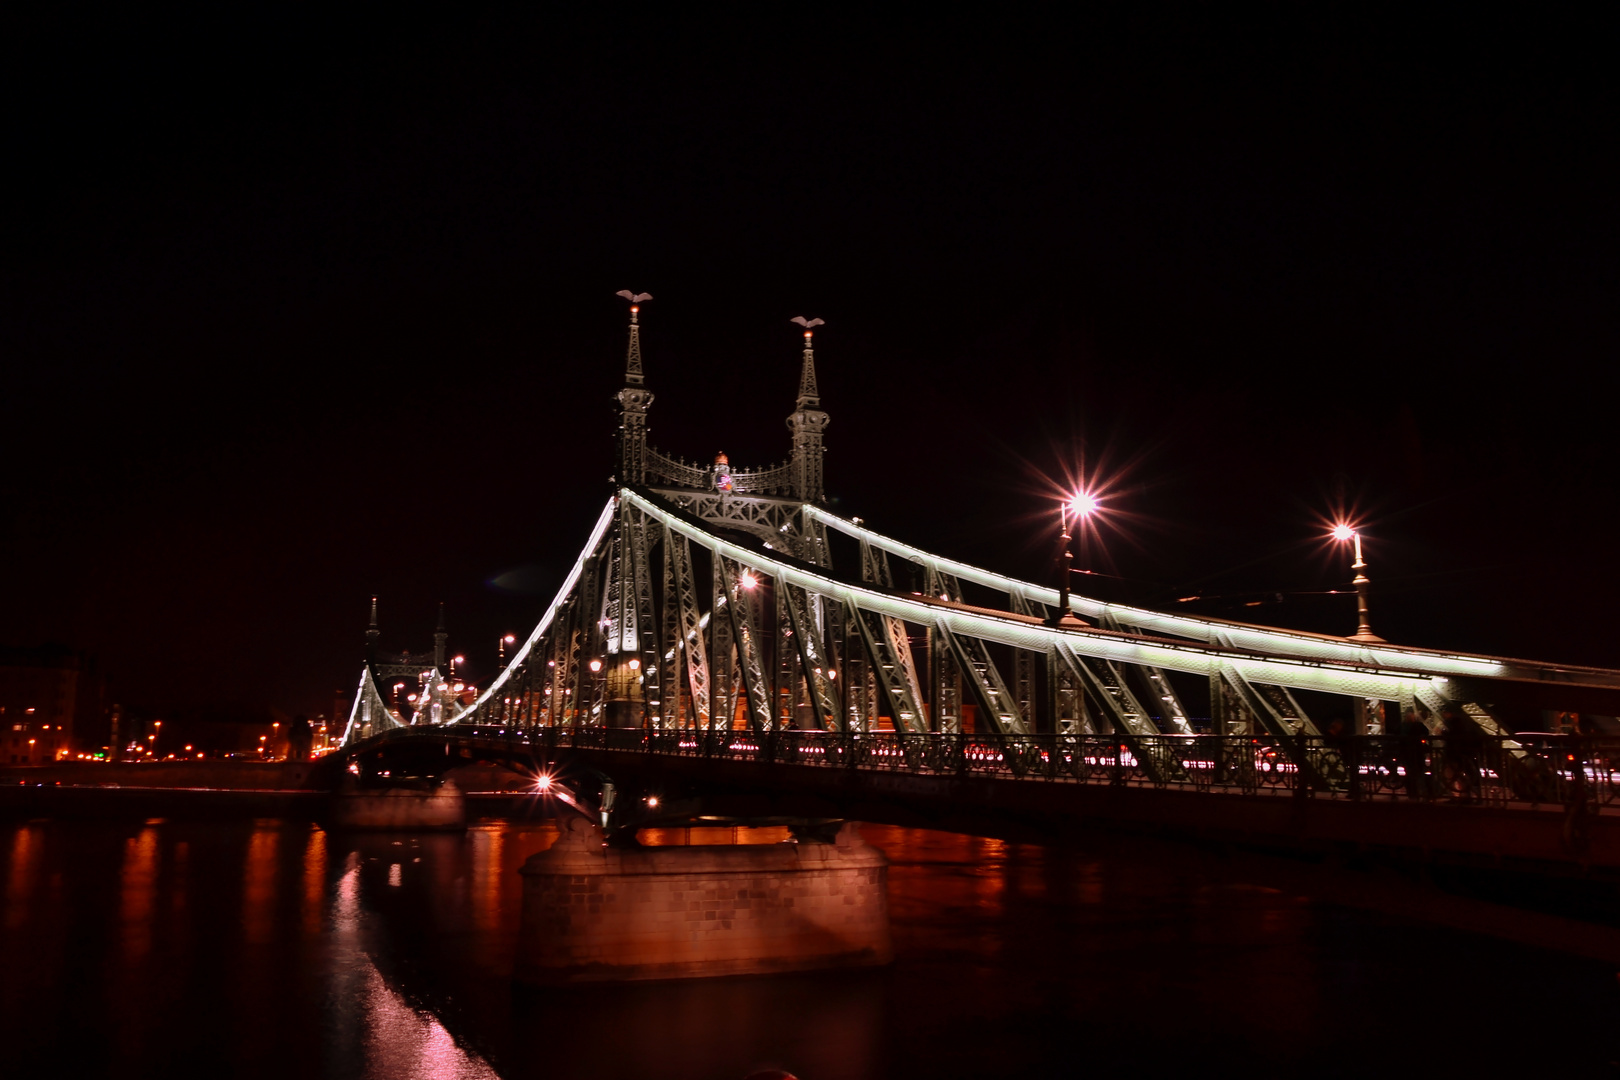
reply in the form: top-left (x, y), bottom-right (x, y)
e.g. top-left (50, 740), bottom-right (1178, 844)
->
top-left (516, 815), bottom-right (892, 983)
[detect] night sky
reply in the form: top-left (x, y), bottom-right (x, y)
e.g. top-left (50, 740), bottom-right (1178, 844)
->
top-left (4, 8), bottom-right (1616, 721)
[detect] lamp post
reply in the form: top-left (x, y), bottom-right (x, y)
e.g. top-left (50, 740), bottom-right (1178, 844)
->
top-left (1048, 493), bottom-right (1096, 629)
top-left (1332, 524), bottom-right (1383, 642)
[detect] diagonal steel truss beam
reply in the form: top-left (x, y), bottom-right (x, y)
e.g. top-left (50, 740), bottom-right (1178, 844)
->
top-left (847, 600), bottom-right (928, 733)
top-left (667, 525), bottom-right (711, 728)
top-left (782, 583), bottom-right (842, 730)
top-left (804, 505), bottom-right (1582, 687)
top-left (1049, 642), bottom-right (1171, 782)
top-left (719, 555), bottom-right (775, 732)
top-left (936, 620), bottom-right (1029, 736)
top-left (452, 491), bottom-right (1496, 730)
top-left (628, 508), bottom-right (662, 726)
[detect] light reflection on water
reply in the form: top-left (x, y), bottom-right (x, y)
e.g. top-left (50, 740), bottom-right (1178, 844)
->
top-left (0, 817), bottom-right (1616, 1079)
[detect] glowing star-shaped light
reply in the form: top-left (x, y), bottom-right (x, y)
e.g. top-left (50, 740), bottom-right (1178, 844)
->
top-left (1068, 492), bottom-right (1100, 518)
top-left (739, 572), bottom-right (758, 590)
top-left (1331, 523), bottom-right (1356, 542)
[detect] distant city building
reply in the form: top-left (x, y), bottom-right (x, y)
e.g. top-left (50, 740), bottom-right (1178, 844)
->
top-left (0, 646), bottom-right (105, 764)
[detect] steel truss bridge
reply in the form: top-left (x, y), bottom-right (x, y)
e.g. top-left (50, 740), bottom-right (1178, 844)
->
top-left (337, 298), bottom-right (1620, 858)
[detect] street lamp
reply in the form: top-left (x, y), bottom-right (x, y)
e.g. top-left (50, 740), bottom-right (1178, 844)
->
top-left (1332, 523), bottom-right (1383, 642)
top-left (1048, 492), bottom-right (1096, 629)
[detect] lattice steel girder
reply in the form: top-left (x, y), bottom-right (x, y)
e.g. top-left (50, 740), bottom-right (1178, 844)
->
top-left (936, 620), bottom-right (1030, 736)
top-left (1048, 645), bottom-right (1171, 782)
top-left (340, 667), bottom-right (407, 746)
top-left (847, 601), bottom-right (929, 733)
top-left (1138, 667), bottom-right (1194, 734)
top-left (1258, 683), bottom-right (1320, 736)
top-left (1216, 663), bottom-right (1310, 739)
top-left (628, 508), bottom-right (662, 723)
top-left (604, 526), bottom-right (628, 655)
top-left (1215, 663), bottom-right (1344, 786)
top-left (782, 583), bottom-right (842, 730)
top-left (617, 489), bottom-right (1448, 704)
top-left (802, 505), bottom-right (1591, 688)
top-left (1051, 645), bottom-right (1160, 740)
top-left (658, 521), bottom-right (681, 728)
top-left (719, 555), bottom-right (775, 733)
top-left (1045, 649), bottom-right (1086, 735)
top-left (648, 488), bottom-right (802, 543)
top-left (455, 492), bottom-right (1493, 728)
top-left (799, 509), bottom-right (832, 568)
top-left (860, 538), bottom-right (894, 588)
top-left (710, 555), bottom-right (736, 731)
top-left (667, 527), bottom-right (711, 727)
top-left (1414, 681), bottom-right (1528, 754)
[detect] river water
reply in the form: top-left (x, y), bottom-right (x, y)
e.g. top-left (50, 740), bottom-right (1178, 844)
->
top-left (2, 816), bottom-right (1616, 1079)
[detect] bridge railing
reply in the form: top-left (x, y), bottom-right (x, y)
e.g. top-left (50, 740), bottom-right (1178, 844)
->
top-left (439, 726), bottom-right (1620, 812)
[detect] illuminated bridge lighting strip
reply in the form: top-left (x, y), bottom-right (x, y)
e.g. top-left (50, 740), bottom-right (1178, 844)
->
top-left (340, 668), bottom-right (373, 746)
top-left (800, 505), bottom-right (1524, 681)
top-left (451, 497), bottom-right (617, 724)
top-left (624, 490), bottom-right (1433, 701)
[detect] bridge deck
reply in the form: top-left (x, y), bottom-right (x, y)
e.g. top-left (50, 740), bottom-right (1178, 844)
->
top-left (342, 726), bottom-right (1620, 872)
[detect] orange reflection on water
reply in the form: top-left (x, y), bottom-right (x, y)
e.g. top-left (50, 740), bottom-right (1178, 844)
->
top-left (120, 827), bottom-right (159, 963)
top-left (468, 827), bottom-right (504, 935)
top-left (637, 825), bottom-right (792, 846)
top-left (303, 827), bottom-right (327, 935)
top-left (4, 826), bottom-right (41, 932)
top-left (242, 823), bottom-right (279, 945)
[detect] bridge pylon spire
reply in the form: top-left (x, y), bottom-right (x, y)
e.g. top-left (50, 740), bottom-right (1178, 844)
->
top-left (366, 596), bottom-right (380, 665)
top-left (787, 317), bottom-right (830, 503)
top-left (434, 603), bottom-right (448, 672)
top-left (615, 290), bottom-right (655, 484)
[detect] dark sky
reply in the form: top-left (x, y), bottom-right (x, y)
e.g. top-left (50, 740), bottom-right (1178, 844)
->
top-left (3, 7), bottom-right (1616, 719)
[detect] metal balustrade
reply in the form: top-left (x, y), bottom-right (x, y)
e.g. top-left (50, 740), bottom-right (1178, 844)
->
top-left (366, 726), bottom-right (1620, 813)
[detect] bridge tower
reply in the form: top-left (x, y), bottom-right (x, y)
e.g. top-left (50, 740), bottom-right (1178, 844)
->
top-left (366, 595), bottom-right (380, 667)
top-left (787, 317), bottom-right (830, 503)
top-left (614, 291), bottom-right (654, 485)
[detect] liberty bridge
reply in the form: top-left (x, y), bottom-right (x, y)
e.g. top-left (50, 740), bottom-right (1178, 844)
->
top-left (330, 292), bottom-right (1620, 869)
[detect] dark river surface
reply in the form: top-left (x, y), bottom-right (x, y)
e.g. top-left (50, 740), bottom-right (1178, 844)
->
top-left (3, 815), bottom-right (1618, 1079)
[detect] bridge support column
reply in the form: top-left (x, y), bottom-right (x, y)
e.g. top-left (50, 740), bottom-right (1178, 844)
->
top-left (329, 778), bottom-right (466, 830)
top-left (515, 816), bottom-right (892, 983)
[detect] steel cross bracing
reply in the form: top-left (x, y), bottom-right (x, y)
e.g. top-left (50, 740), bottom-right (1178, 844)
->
top-left (341, 667), bottom-right (406, 745)
top-left (429, 488), bottom-right (1540, 748)
top-left (329, 299), bottom-right (1619, 768)
top-left (667, 527), bottom-right (711, 727)
top-left (347, 488), bottom-right (1620, 768)
top-left (800, 505), bottom-right (1620, 692)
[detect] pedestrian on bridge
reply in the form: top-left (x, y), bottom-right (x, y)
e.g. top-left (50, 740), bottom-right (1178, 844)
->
top-left (1400, 709), bottom-right (1432, 799)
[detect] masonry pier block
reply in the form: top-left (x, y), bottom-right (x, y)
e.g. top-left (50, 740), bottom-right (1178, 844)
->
top-left (516, 818), bottom-right (892, 983)
top-left (329, 778), bottom-right (466, 830)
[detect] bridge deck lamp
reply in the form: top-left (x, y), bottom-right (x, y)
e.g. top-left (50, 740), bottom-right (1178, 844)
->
top-left (1332, 524), bottom-right (1384, 642)
top-left (1048, 492), bottom-right (1095, 629)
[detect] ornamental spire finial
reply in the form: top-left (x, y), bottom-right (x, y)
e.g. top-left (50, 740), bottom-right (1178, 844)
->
top-left (790, 316), bottom-right (824, 407)
top-left (616, 290), bottom-right (652, 385)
